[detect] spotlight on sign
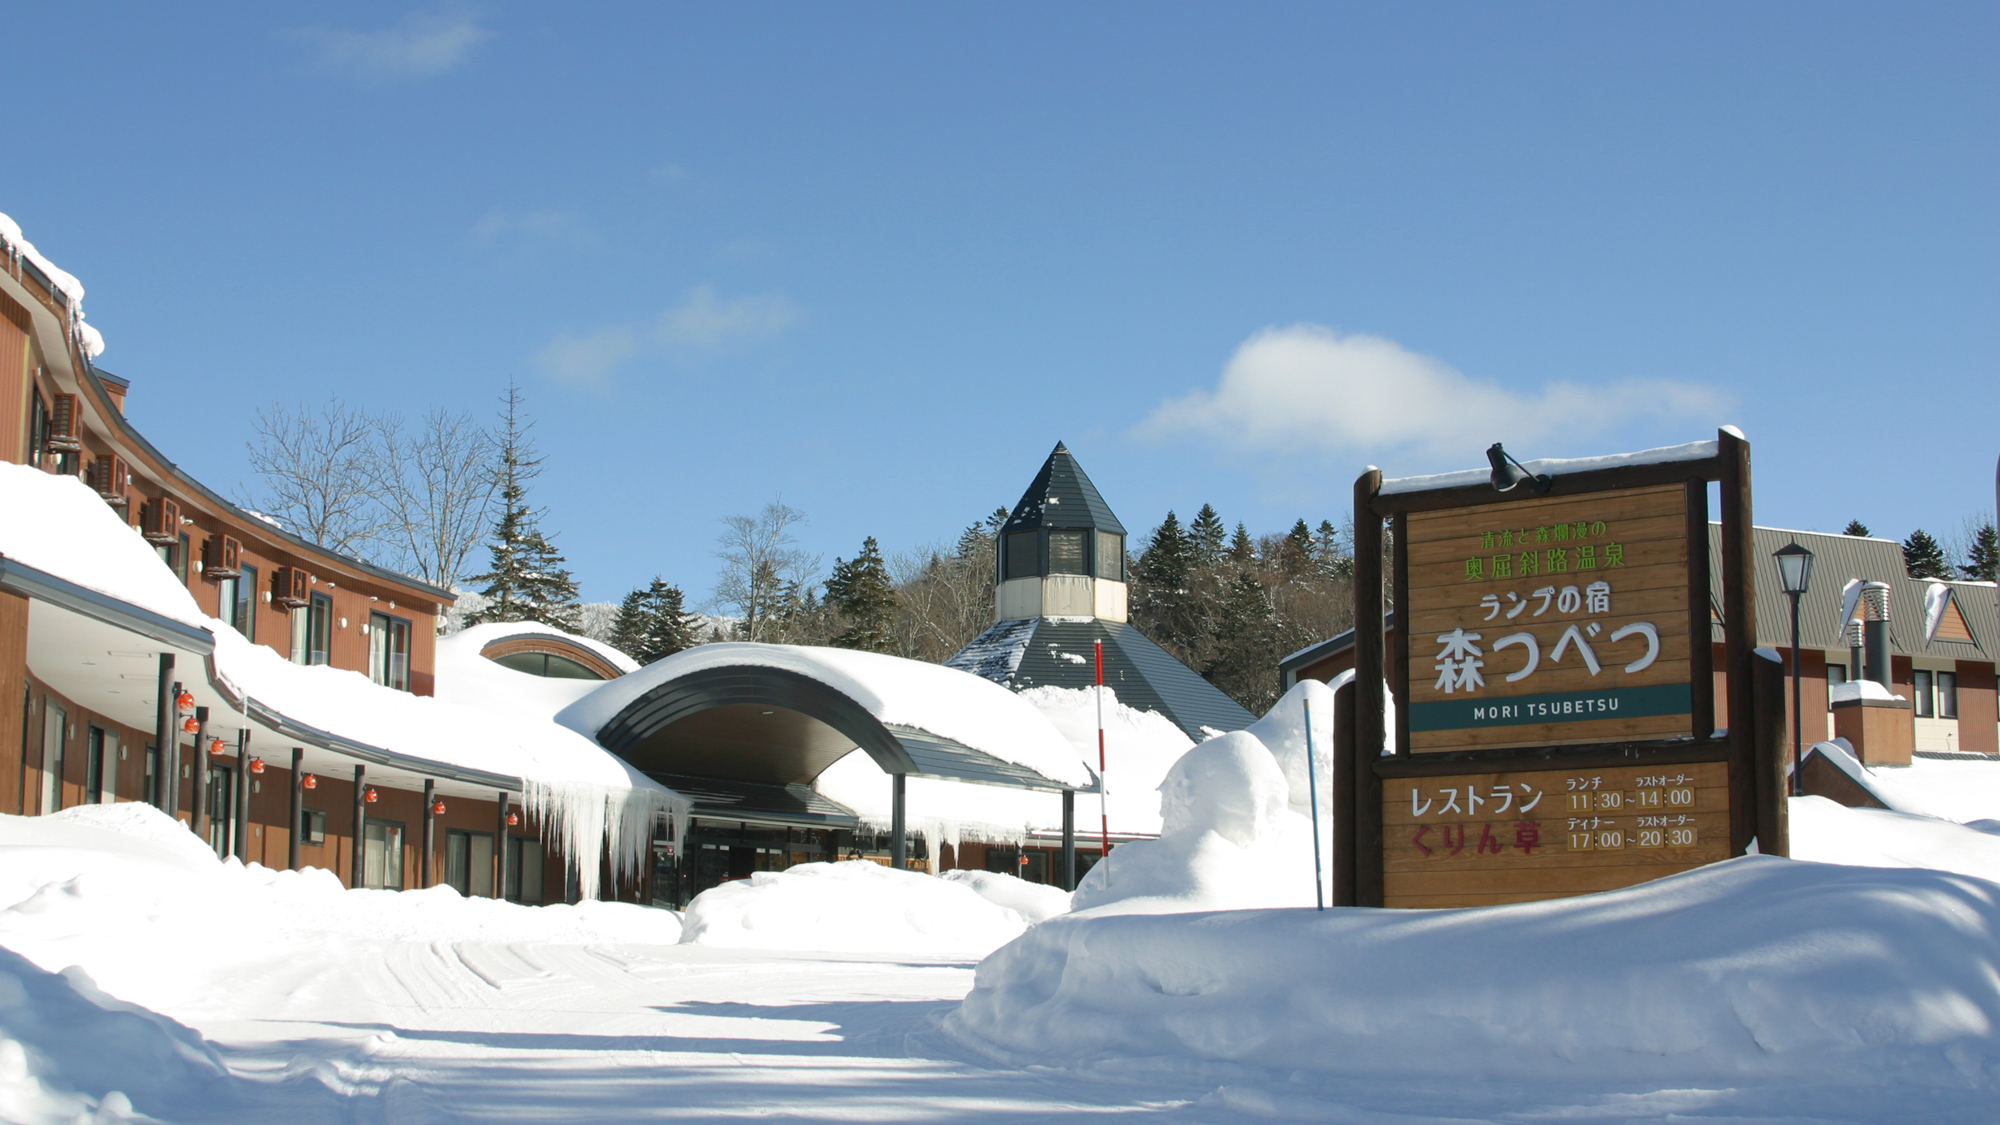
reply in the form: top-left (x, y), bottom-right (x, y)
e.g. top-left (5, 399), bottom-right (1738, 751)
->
top-left (1486, 443), bottom-right (1553, 495)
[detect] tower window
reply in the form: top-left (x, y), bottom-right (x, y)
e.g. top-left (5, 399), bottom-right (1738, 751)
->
top-left (1096, 532), bottom-right (1124, 580)
top-left (1048, 530), bottom-right (1086, 575)
top-left (1004, 531), bottom-right (1039, 580)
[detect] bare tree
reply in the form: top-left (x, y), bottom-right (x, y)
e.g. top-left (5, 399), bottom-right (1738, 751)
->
top-left (712, 500), bottom-right (820, 642)
top-left (889, 513), bottom-right (1003, 662)
top-left (243, 398), bottom-right (385, 557)
top-left (372, 408), bottom-right (498, 589)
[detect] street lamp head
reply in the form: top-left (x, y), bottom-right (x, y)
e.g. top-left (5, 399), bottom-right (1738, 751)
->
top-left (1486, 443), bottom-right (1553, 495)
top-left (1773, 540), bottom-right (1815, 595)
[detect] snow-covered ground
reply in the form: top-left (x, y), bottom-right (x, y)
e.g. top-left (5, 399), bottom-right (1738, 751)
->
top-left (0, 792), bottom-right (1994, 1122)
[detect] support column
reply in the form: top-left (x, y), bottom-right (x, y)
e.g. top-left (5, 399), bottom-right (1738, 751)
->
top-left (288, 748), bottom-right (303, 871)
top-left (152, 657), bottom-right (174, 811)
top-left (495, 791), bottom-right (510, 900)
top-left (1060, 790), bottom-right (1076, 891)
top-left (890, 774), bottom-right (907, 870)
top-left (233, 729), bottom-right (250, 862)
top-left (351, 764), bottom-right (367, 889)
top-left (422, 779), bottom-right (436, 889)
top-left (191, 707), bottom-right (210, 845)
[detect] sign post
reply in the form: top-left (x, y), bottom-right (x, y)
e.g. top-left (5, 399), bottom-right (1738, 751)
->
top-left (1339, 429), bottom-right (1784, 909)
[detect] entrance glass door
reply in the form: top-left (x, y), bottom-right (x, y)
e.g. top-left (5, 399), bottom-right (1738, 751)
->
top-left (205, 764), bottom-right (234, 857)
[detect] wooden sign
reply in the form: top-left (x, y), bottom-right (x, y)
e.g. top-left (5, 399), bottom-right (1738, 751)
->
top-left (1332, 429), bottom-right (1788, 911)
top-left (1380, 761), bottom-right (1730, 908)
top-left (1405, 484), bottom-right (1693, 753)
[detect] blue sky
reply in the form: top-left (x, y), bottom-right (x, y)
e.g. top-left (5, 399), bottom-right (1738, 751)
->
top-left (8, 3), bottom-right (1996, 604)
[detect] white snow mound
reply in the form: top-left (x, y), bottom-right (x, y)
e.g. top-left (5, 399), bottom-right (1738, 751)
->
top-left (950, 856), bottom-right (2000, 1088)
top-left (939, 869), bottom-right (1072, 924)
top-left (678, 861), bottom-right (1036, 957)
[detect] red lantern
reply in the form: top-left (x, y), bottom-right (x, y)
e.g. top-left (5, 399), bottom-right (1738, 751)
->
top-left (207, 737), bottom-right (226, 755)
top-left (506, 811), bottom-right (520, 827)
top-left (181, 716), bottom-right (199, 733)
top-left (175, 691), bottom-right (195, 714)
top-left (431, 800), bottom-right (446, 816)
top-left (301, 773), bottom-right (318, 790)
top-left (364, 787), bottom-right (379, 804)
top-left (249, 757), bottom-right (266, 774)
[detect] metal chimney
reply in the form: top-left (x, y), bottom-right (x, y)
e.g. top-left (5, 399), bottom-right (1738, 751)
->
top-left (1861, 581), bottom-right (1891, 687)
top-left (1844, 618), bottom-right (1866, 688)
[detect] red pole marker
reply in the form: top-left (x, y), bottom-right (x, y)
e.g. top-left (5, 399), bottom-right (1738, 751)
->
top-left (1095, 638), bottom-right (1110, 866)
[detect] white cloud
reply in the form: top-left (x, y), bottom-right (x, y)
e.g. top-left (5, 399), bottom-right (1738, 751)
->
top-left (471, 208), bottom-right (596, 248)
top-left (534, 286), bottom-right (801, 386)
top-left (1136, 324), bottom-right (1729, 463)
top-left (293, 8), bottom-right (491, 83)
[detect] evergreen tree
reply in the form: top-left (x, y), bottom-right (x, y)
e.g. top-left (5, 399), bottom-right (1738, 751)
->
top-left (608, 585), bottom-right (653, 659)
top-left (1228, 522), bottom-right (1256, 565)
top-left (643, 583), bottom-right (701, 661)
top-left (1280, 519), bottom-right (1315, 577)
top-left (467, 384), bottom-right (580, 631)
top-left (1206, 571), bottom-right (1281, 713)
top-left (1902, 529), bottom-right (1951, 579)
top-left (1189, 504), bottom-right (1227, 567)
top-left (825, 537), bottom-right (897, 652)
top-left (1132, 512), bottom-right (1210, 663)
top-left (1963, 524), bottom-right (2000, 582)
top-left (1844, 520), bottom-right (1871, 537)
top-left (1315, 518), bottom-right (1349, 578)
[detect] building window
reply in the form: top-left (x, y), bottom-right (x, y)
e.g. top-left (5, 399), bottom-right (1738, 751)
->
top-left (446, 829), bottom-right (496, 897)
top-left (85, 726), bottom-right (116, 805)
top-left (235, 564), bottom-right (258, 642)
top-left (363, 820), bottom-right (405, 890)
top-left (1047, 529), bottom-right (1086, 575)
top-left (1004, 531), bottom-right (1038, 580)
top-left (1095, 531), bottom-right (1124, 581)
top-left (216, 574), bottom-right (239, 633)
top-left (491, 651), bottom-right (604, 680)
top-left (294, 593), bottom-right (333, 666)
top-left (1825, 663), bottom-right (1846, 707)
top-left (369, 612), bottom-right (412, 691)
top-left (144, 743), bottom-right (158, 807)
top-left (506, 836), bottom-right (544, 904)
top-left (1913, 670), bottom-right (1934, 718)
top-left (176, 533), bottom-right (190, 582)
top-left (300, 809), bottom-right (327, 846)
top-left (1937, 671), bottom-right (1958, 720)
top-left (42, 702), bottom-right (66, 814)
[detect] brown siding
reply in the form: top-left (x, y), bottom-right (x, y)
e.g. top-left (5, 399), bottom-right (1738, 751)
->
top-left (1957, 660), bottom-right (1998, 756)
top-left (0, 291), bottom-right (29, 465)
top-left (0, 590), bottom-right (26, 814)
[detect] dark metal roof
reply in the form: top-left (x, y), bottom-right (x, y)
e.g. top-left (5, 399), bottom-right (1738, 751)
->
top-left (947, 618), bottom-right (1255, 739)
top-left (650, 772), bottom-right (859, 827)
top-left (1001, 443), bottom-right (1126, 536)
top-left (1279, 612), bottom-right (1398, 677)
top-left (1705, 524), bottom-right (1995, 659)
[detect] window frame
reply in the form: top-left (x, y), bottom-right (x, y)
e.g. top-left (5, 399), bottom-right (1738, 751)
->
top-left (1095, 531), bottom-right (1124, 581)
top-left (300, 808), bottom-right (327, 846)
top-left (369, 611), bottom-right (412, 691)
top-left (1912, 669), bottom-right (1934, 718)
top-left (234, 563), bottom-right (258, 642)
top-left (1004, 530), bottom-right (1039, 580)
top-left (1046, 529), bottom-right (1087, 576)
top-left (1937, 671), bottom-right (1958, 720)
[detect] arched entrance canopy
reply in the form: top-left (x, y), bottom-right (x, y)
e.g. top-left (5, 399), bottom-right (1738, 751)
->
top-left (558, 644), bottom-right (1096, 875)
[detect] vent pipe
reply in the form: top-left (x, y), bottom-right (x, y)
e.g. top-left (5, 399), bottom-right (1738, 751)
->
top-left (1844, 618), bottom-right (1865, 690)
top-left (1861, 581), bottom-right (1891, 688)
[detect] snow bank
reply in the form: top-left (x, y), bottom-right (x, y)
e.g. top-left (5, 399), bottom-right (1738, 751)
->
top-left (950, 857), bottom-right (2000, 1090)
top-left (560, 643), bottom-right (1093, 789)
top-left (678, 861), bottom-right (1035, 958)
top-left (1809, 740), bottom-right (2000, 825)
top-left (939, 869), bottom-right (1072, 924)
top-left (0, 804), bottom-right (681, 1019)
top-left (1790, 796), bottom-right (2000, 882)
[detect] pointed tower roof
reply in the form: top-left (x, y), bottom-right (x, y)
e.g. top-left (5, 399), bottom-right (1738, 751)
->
top-left (1000, 442), bottom-right (1126, 536)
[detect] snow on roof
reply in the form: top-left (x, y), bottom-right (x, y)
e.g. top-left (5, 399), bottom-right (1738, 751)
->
top-left (1828, 680), bottom-right (1906, 704)
top-left (0, 212), bottom-right (105, 356)
top-left (1378, 439), bottom-right (1720, 496)
top-left (441, 620), bottom-right (641, 675)
top-left (0, 465), bottom-right (207, 628)
top-left (559, 642), bottom-right (1094, 789)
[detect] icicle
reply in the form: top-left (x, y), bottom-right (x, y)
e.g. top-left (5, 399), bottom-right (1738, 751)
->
top-left (524, 778), bottom-right (690, 901)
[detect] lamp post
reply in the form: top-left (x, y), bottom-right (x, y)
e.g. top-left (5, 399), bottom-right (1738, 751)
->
top-left (1486, 443), bottom-right (1553, 494)
top-left (1772, 541), bottom-right (1815, 795)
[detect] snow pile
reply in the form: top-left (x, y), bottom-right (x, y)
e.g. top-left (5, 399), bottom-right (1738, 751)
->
top-left (950, 857), bottom-right (2000, 1089)
top-left (1830, 679), bottom-right (1906, 704)
top-left (1809, 739), bottom-right (2000, 825)
top-left (0, 465), bottom-right (206, 627)
top-left (939, 869), bottom-right (1072, 924)
top-left (1070, 679), bottom-right (1336, 914)
top-left (560, 643), bottom-right (1093, 789)
top-left (678, 861), bottom-right (1036, 957)
top-left (1790, 796), bottom-right (2000, 882)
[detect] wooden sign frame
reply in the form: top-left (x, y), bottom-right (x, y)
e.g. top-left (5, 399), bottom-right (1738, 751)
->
top-left (1332, 428), bottom-right (1789, 909)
